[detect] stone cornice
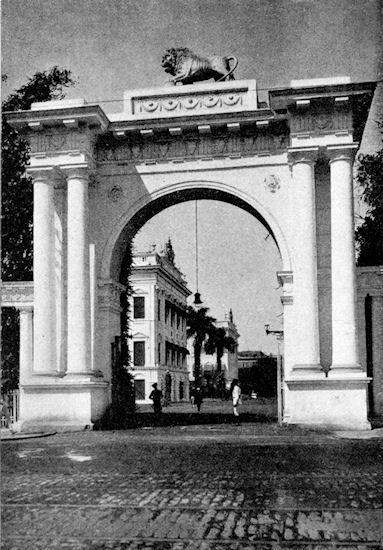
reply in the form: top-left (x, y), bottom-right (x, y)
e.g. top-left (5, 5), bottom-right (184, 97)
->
top-left (4, 103), bottom-right (109, 133)
top-left (269, 81), bottom-right (376, 110)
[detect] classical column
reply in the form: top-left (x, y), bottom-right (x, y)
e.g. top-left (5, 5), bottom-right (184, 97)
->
top-left (18, 306), bottom-right (33, 384)
top-left (29, 168), bottom-right (57, 373)
top-left (288, 147), bottom-right (321, 373)
top-left (327, 144), bottom-right (361, 372)
top-left (64, 166), bottom-right (91, 374)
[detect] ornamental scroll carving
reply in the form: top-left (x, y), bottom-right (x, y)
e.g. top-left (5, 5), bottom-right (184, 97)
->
top-left (135, 92), bottom-right (243, 115)
top-left (96, 131), bottom-right (288, 164)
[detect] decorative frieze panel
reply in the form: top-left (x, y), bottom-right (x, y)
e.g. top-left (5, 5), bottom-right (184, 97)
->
top-left (134, 91), bottom-right (245, 117)
top-left (124, 80), bottom-right (258, 119)
top-left (27, 128), bottom-right (95, 155)
top-left (290, 108), bottom-right (352, 136)
top-left (96, 129), bottom-right (288, 164)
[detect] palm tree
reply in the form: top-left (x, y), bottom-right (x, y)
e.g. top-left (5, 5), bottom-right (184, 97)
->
top-left (205, 327), bottom-right (237, 373)
top-left (186, 306), bottom-right (216, 386)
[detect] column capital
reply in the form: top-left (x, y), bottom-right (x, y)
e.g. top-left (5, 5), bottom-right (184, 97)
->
top-left (27, 166), bottom-right (63, 184)
top-left (16, 305), bottom-right (34, 313)
top-left (59, 164), bottom-right (92, 181)
top-left (287, 146), bottom-right (319, 166)
top-left (326, 143), bottom-right (359, 164)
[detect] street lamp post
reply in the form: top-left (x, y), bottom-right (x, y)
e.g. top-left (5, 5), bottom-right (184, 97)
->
top-left (265, 325), bottom-right (284, 426)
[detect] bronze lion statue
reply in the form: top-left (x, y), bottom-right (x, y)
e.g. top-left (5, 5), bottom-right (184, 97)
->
top-left (161, 48), bottom-right (238, 85)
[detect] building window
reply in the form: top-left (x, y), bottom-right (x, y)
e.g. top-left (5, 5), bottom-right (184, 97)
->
top-left (157, 299), bottom-right (161, 320)
top-left (134, 379), bottom-right (145, 400)
top-left (133, 341), bottom-right (145, 366)
top-left (133, 297), bottom-right (145, 319)
top-left (158, 342), bottom-right (161, 364)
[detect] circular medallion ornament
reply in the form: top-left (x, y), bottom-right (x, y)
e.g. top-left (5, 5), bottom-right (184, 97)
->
top-left (108, 185), bottom-right (123, 203)
top-left (182, 97), bottom-right (199, 110)
top-left (163, 99), bottom-right (179, 111)
top-left (222, 94), bottom-right (241, 106)
top-left (49, 134), bottom-right (67, 150)
top-left (203, 96), bottom-right (220, 108)
top-left (312, 112), bottom-right (331, 130)
top-left (264, 175), bottom-right (280, 193)
top-left (141, 100), bottom-right (159, 113)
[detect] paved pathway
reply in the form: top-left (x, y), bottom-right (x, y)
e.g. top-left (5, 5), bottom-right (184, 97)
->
top-left (2, 424), bottom-right (383, 549)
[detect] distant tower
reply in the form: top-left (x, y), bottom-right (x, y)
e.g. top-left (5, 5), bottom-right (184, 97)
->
top-left (162, 237), bottom-right (175, 265)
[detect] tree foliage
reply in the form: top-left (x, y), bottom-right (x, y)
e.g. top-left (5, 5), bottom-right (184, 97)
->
top-left (186, 306), bottom-right (216, 386)
top-left (204, 326), bottom-right (236, 372)
top-left (1, 68), bottom-right (76, 391)
top-left (117, 241), bottom-right (136, 413)
top-left (1, 67), bottom-right (76, 281)
top-left (1, 308), bottom-right (19, 393)
top-left (355, 122), bottom-right (383, 266)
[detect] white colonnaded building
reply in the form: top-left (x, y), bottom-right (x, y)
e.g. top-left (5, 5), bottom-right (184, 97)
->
top-left (129, 242), bottom-right (191, 403)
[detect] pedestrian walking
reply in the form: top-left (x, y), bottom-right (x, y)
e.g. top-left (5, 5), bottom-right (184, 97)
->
top-left (164, 370), bottom-right (172, 406)
top-left (190, 387), bottom-right (196, 408)
top-left (231, 379), bottom-right (241, 420)
top-left (194, 387), bottom-right (203, 412)
top-left (149, 383), bottom-right (163, 417)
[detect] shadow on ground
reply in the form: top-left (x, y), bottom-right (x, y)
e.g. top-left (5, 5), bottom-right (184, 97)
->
top-left (94, 398), bottom-right (278, 430)
top-left (94, 411), bottom-right (277, 430)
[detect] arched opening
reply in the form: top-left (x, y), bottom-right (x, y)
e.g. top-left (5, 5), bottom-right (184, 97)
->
top-left (101, 182), bottom-right (290, 422)
top-left (101, 182), bottom-right (291, 282)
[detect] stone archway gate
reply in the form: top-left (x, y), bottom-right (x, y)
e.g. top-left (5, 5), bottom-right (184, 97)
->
top-left (5, 78), bottom-right (375, 431)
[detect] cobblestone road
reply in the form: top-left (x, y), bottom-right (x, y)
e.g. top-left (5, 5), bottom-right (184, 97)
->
top-left (2, 425), bottom-right (383, 549)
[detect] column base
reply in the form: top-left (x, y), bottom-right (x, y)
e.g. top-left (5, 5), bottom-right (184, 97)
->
top-left (18, 379), bottom-right (109, 432)
top-left (284, 377), bottom-right (371, 430)
top-left (328, 364), bottom-right (365, 378)
top-left (291, 364), bottom-right (324, 378)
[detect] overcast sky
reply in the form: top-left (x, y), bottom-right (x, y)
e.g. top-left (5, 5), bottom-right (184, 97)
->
top-left (2, 0), bottom-right (381, 352)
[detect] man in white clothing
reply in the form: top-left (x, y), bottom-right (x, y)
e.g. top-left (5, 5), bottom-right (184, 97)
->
top-left (231, 379), bottom-right (241, 418)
